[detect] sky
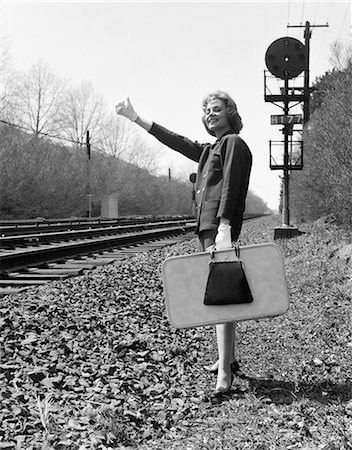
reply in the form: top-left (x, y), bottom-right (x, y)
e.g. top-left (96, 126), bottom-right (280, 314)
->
top-left (1, 1), bottom-right (351, 211)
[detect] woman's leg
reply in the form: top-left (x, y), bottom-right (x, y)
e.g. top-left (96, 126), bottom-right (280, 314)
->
top-left (204, 322), bottom-right (237, 372)
top-left (199, 230), bottom-right (236, 392)
top-left (215, 322), bottom-right (236, 392)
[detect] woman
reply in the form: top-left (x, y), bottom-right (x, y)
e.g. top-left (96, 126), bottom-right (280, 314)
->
top-left (115, 90), bottom-right (252, 396)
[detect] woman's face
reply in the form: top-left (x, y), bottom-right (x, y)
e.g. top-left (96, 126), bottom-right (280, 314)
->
top-left (204, 98), bottom-right (231, 137)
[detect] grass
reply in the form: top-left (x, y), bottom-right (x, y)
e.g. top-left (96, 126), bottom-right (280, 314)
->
top-left (35, 393), bottom-right (53, 433)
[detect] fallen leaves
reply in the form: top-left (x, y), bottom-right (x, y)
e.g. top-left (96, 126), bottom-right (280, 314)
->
top-left (0, 239), bottom-right (211, 448)
top-left (0, 215), bottom-right (351, 449)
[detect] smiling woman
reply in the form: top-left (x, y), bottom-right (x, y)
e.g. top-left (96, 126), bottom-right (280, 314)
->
top-left (115, 90), bottom-right (252, 398)
top-left (204, 98), bottom-right (231, 137)
top-left (202, 90), bottom-right (243, 137)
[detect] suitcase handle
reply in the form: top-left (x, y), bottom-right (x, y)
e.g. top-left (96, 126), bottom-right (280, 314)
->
top-left (209, 243), bottom-right (240, 259)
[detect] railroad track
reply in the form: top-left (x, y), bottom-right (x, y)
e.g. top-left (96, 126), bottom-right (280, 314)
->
top-left (0, 216), bottom-right (196, 296)
top-left (0, 215), bottom-right (193, 236)
top-left (0, 214), bottom-right (263, 296)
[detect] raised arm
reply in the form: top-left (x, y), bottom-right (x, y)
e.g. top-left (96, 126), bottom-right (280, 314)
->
top-left (115, 98), bottom-right (205, 163)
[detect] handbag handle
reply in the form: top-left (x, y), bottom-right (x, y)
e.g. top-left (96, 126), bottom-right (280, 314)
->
top-left (209, 243), bottom-right (240, 259)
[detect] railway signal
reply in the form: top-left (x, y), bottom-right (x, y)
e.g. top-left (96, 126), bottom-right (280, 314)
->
top-left (265, 37), bottom-right (307, 80)
top-left (264, 21), bottom-right (328, 239)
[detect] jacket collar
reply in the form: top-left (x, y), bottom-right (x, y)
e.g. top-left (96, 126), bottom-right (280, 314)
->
top-left (215, 130), bottom-right (236, 142)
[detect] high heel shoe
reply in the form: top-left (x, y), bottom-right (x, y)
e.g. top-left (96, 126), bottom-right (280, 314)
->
top-left (213, 373), bottom-right (234, 398)
top-left (204, 360), bottom-right (240, 374)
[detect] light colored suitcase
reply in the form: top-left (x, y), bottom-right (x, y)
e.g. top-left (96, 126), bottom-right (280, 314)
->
top-left (162, 243), bottom-right (289, 328)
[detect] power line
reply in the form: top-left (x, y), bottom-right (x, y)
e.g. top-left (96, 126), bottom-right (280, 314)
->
top-left (0, 119), bottom-right (83, 146)
top-left (313, 2), bottom-right (320, 24)
top-left (336, 2), bottom-right (350, 40)
top-left (312, 2), bottom-right (350, 74)
top-left (326, 1), bottom-right (335, 24)
top-left (0, 118), bottom-right (115, 158)
top-left (300, 0), bottom-right (306, 26)
top-left (287, 0), bottom-right (291, 30)
top-left (0, 119), bottom-right (101, 150)
top-left (311, 2), bottom-right (335, 72)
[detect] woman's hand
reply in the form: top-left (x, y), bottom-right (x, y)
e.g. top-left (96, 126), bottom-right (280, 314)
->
top-left (115, 97), bottom-right (138, 121)
top-left (215, 221), bottom-right (232, 250)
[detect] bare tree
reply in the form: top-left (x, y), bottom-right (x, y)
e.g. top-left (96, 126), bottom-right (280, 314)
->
top-left (124, 129), bottom-right (161, 173)
top-left (329, 40), bottom-right (352, 71)
top-left (99, 113), bottom-right (132, 159)
top-left (0, 36), bottom-right (20, 122)
top-left (99, 113), bottom-right (161, 173)
top-left (59, 81), bottom-right (107, 147)
top-left (12, 60), bottom-right (67, 137)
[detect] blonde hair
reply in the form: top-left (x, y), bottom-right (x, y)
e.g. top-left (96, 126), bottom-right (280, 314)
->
top-left (202, 90), bottom-right (243, 136)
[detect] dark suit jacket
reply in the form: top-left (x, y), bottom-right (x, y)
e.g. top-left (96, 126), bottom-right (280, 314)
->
top-left (149, 123), bottom-right (252, 241)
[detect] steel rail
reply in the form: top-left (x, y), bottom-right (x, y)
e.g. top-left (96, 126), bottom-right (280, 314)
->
top-left (0, 215), bottom-right (194, 236)
top-left (0, 219), bottom-right (194, 249)
top-left (0, 224), bottom-right (196, 273)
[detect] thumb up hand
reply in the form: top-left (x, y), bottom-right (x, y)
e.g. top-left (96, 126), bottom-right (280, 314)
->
top-left (115, 97), bottom-right (138, 122)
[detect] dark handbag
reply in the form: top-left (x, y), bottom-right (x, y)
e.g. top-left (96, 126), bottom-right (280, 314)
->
top-left (204, 248), bottom-right (253, 306)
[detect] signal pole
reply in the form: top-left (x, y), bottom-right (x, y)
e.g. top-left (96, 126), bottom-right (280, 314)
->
top-left (287, 21), bottom-right (329, 123)
top-left (86, 130), bottom-right (92, 218)
top-left (283, 78), bottom-right (290, 227)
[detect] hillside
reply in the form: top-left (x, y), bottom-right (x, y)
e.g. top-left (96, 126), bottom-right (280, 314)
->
top-left (0, 125), bottom-right (268, 219)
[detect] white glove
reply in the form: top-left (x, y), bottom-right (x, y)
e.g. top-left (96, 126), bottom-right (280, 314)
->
top-left (215, 223), bottom-right (232, 250)
top-left (115, 97), bottom-right (138, 122)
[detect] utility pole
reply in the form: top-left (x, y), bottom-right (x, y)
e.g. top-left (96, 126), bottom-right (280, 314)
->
top-left (86, 130), bottom-right (92, 218)
top-left (287, 21), bottom-right (329, 123)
